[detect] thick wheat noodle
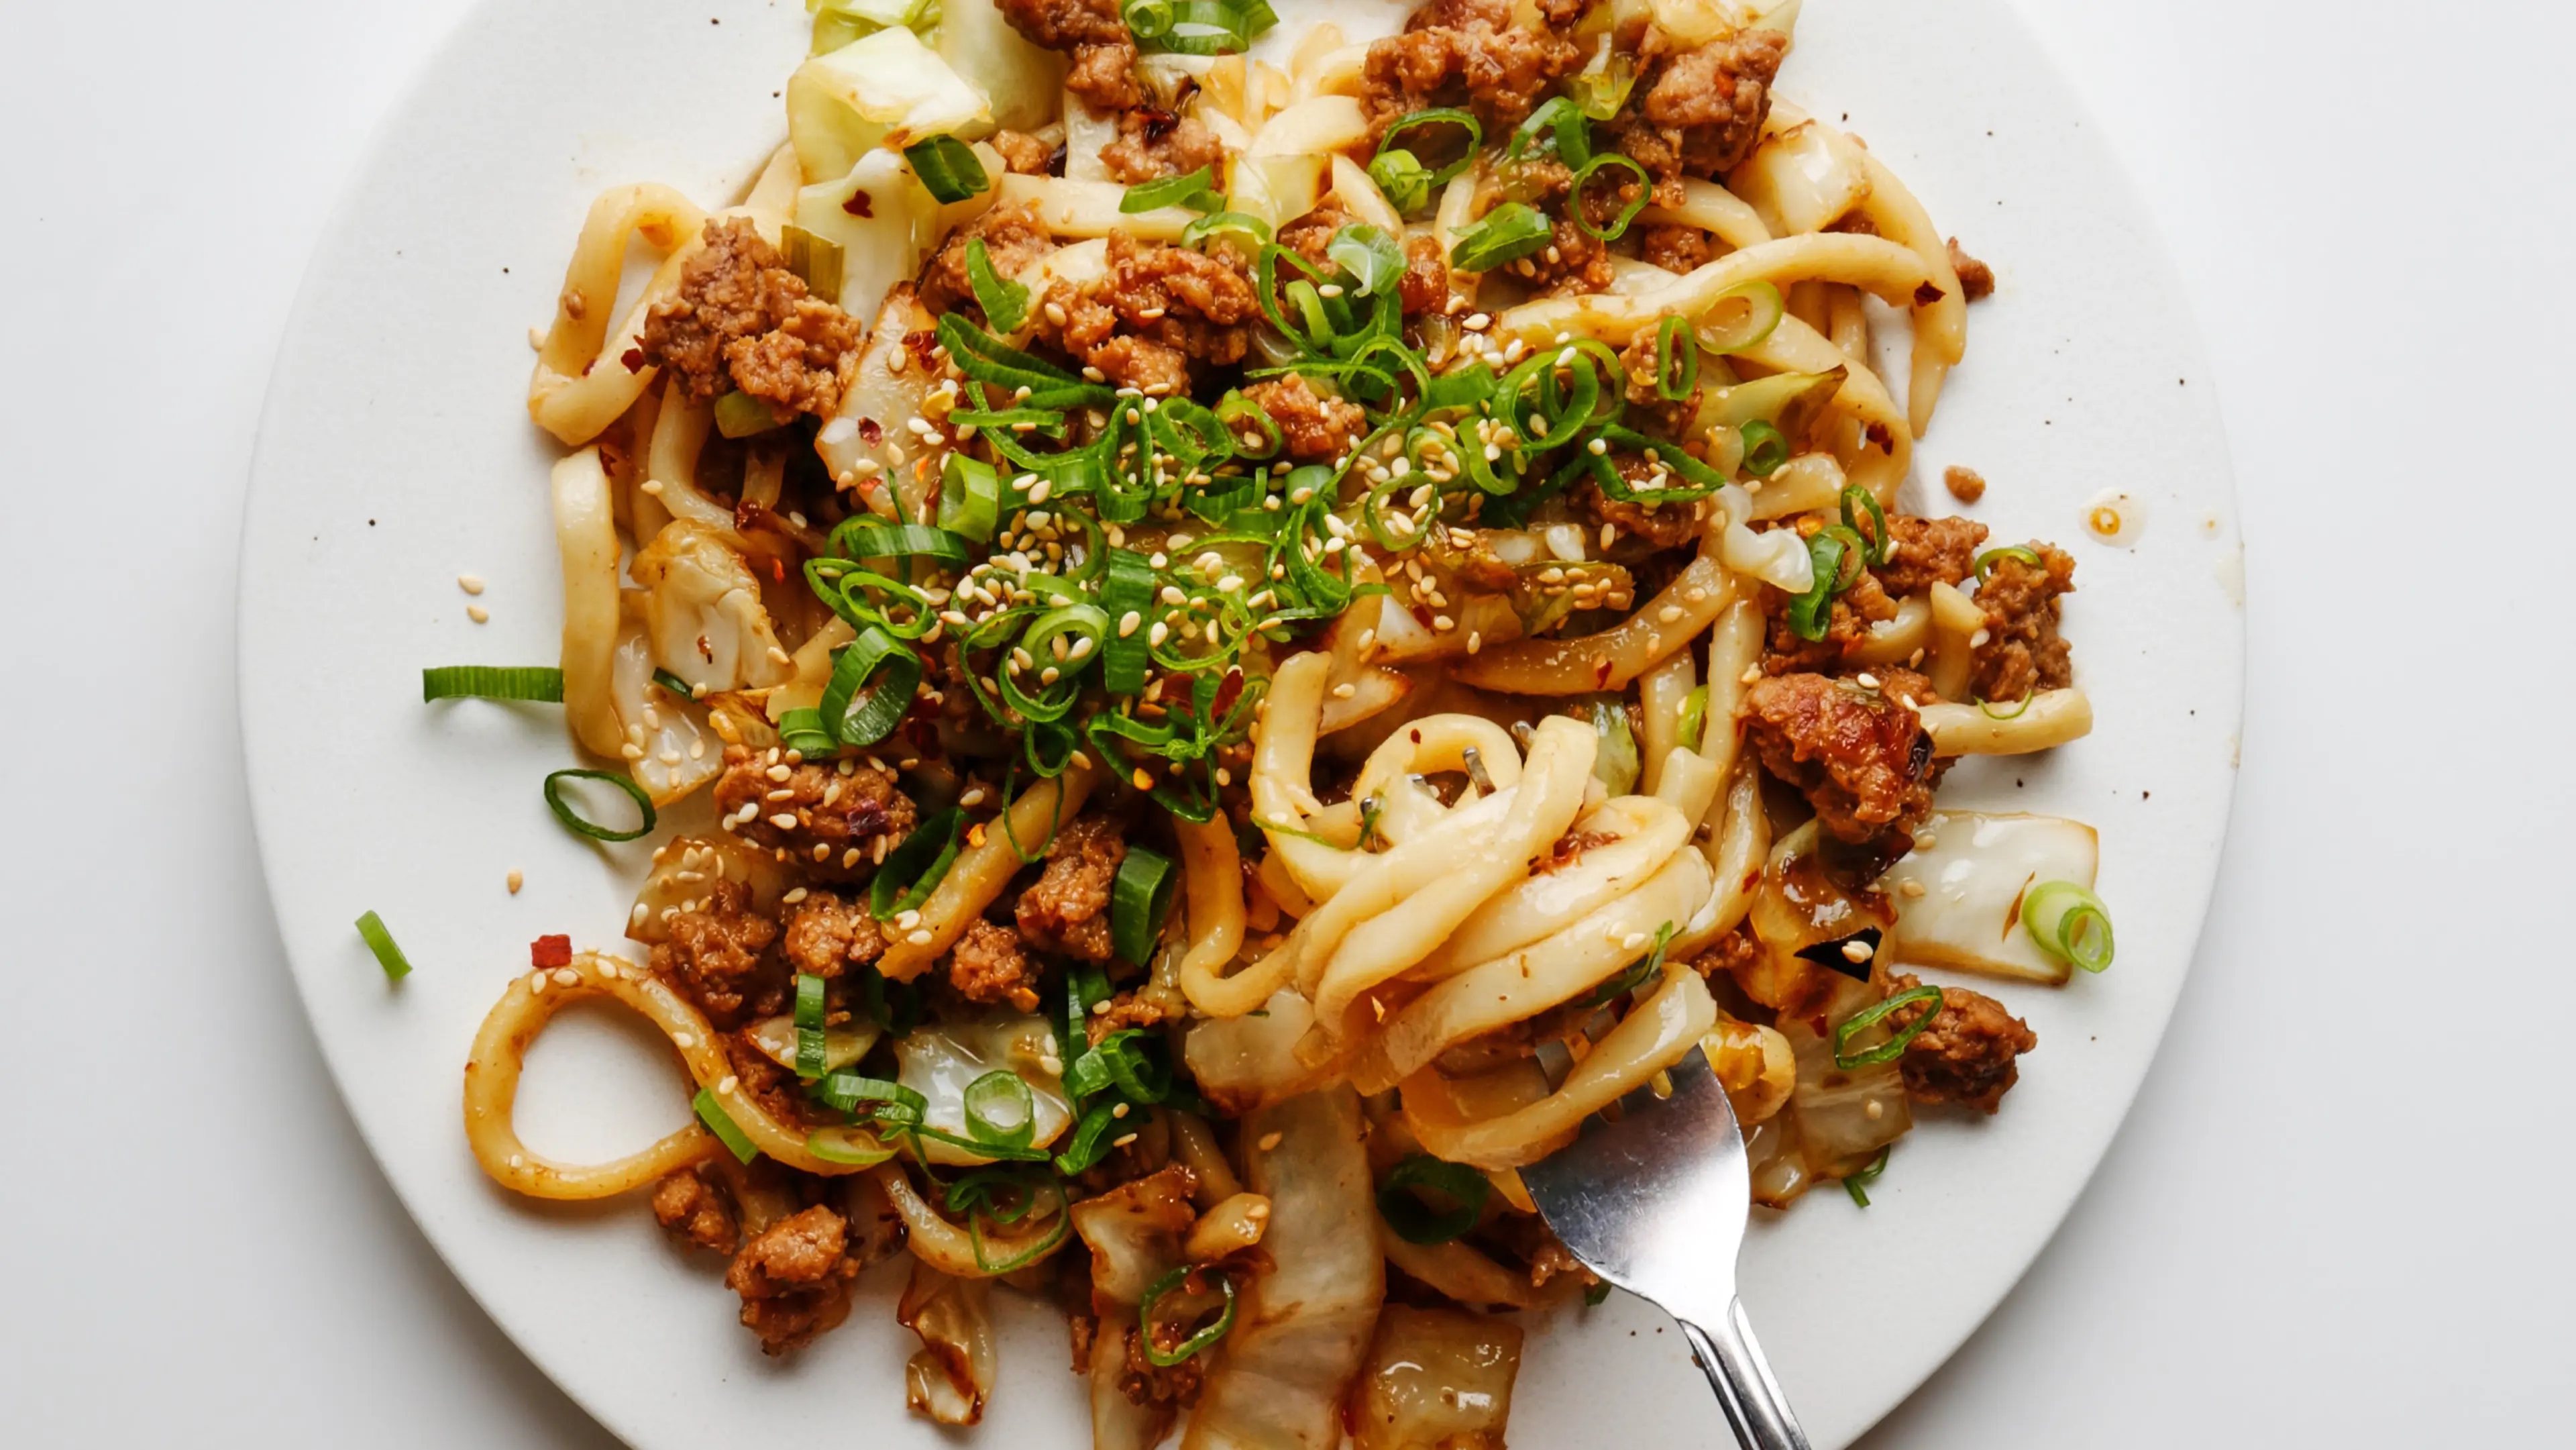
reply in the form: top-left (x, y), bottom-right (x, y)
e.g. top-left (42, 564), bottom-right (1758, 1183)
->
top-left (1636, 176), bottom-right (1775, 253)
top-left (1250, 95), bottom-right (1368, 155)
top-left (465, 950), bottom-right (891, 1195)
top-left (1350, 847), bottom-right (1713, 1095)
top-left (1301, 717), bottom-right (1596, 1041)
top-left (878, 768), bottom-right (1097, 982)
top-left (873, 1163), bottom-right (1071, 1280)
top-left (1174, 815), bottom-right (1249, 1016)
top-left (1377, 1224), bottom-right (1540, 1310)
top-left (551, 448), bottom-right (625, 759)
top-left (1921, 690), bottom-right (2094, 756)
top-left (1850, 148), bottom-right (1968, 437)
top-left (1638, 652), bottom-right (1699, 796)
top-left (1736, 311), bottom-right (1911, 506)
top-left (1399, 961), bottom-right (1718, 1169)
top-left (1925, 581), bottom-right (1982, 702)
top-left (1406, 796), bottom-right (1688, 981)
top-left (1492, 233), bottom-right (1931, 351)
top-left (1453, 549), bottom-right (1733, 694)
top-left (529, 183), bottom-right (707, 446)
top-left (1672, 756), bottom-right (1768, 957)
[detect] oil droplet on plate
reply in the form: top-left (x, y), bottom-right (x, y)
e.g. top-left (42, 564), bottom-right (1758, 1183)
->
top-left (2082, 490), bottom-right (2144, 546)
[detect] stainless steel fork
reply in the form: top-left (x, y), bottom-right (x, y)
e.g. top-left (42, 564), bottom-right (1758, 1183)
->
top-left (1519, 1047), bottom-right (1811, 1450)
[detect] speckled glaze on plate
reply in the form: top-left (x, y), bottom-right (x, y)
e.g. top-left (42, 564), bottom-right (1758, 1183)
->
top-left (238, 2), bottom-right (2244, 1444)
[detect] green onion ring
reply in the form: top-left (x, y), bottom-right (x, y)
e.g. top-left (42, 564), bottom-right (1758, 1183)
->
top-left (355, 910), bottom-right (413, 982)
top-left (962, 1069), bottom-right (1040, 1150)
top-left (940, 453), bottom-right (1002, 541)
top-left (1841, 483), bottom-right (1892, 564)
top-left (1738, 419), bottom-right (1790, 477)
top-left (870, 808), bottom-right (967, 919)
top-left (692, 1088), bottom-right (759, 1165)
top-left (1785, 531), bottom-right (1848, 643)
top-left (1695, 280), bottom-right (1786, 356)
top-left (1140, 1265), bottom-right (1239, 1365)
top-left (1843, 1145), bottom-right (1890, 1207)
top-left (1974, 544), bottom-right (2045, 582)
top-left (2023, 881), bottom-right (2115, 973)
top-left (819, 626), bottom-right (922, 747)
top-left (543, 768), bottom-right (657, 843)
top-left (1121, 164), bottom-right (1219, 214)
top-left (1831, 984), bottom-right (1948, 1070)
top-left (1376, 1153), bottom-right (1491, 1243)
top-left (793, 973), bottom-right (829, 1078)
top-left (805, 1127), bottom-right (894, 1167)
top-left (1112, 845), bottom-right (1179, 966)
top-left (1678, 684), bottom-right (1709, 753)
top-left (1654, 315), bottom-right (1700, 402)
top-left (1448, 202), bottom-right (1554, 272)
top-left (1570, 152), bottom-right (1651, 240)
top-left (1375, 107), bottom-right (1484, 187)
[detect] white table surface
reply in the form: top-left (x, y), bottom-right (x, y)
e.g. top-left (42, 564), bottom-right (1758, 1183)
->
top-left (3, 2), bottom-right (2567, 1444)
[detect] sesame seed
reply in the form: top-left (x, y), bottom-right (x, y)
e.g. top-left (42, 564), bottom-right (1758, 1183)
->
top-left (466, 605), bottom-right (490, 624)
top-left (1856, 672), bottom-right (1881, 688)
top-left (906, 929), bottom-right (933, 945)
top-left (766, 813), bottom-right (797, 830)
top-left (457, 573), bottom-right (486, 594)
top-left (717, 1075), bottom-right (739, 1094)
top-left (1659, 605), bottom-right (1685, 623)
top-left (674, 1032), bottom-right (698, 1049)
top-left (1258, 1131), bottom-right (1284, 1151)
top-left (1841, 939), bottom-right (1876, 964)
top-left (1899, 879), bottom-right (1927, 898)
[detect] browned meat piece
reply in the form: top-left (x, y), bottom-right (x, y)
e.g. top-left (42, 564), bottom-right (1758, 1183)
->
top-left (1639, 222), bottom-right (1714, 274)
top-left (780, 889), bottom-right (885, 979)
top-left (1101, 107), bottom-right (1226, 184)
top-left (1360, 0), bottom-right (1585, 141)
top-left (949, 919), bottom-right (1042, 1012)
top-left (1947, 238), bottom-right (1995, 301)
top-left (996, 0), bottom-right (1139, 111)
top-left (1399, 233), bottom-right (1450, 315)
top-left (1971, 543), bottom-right (2076, 703)
top-left (651, 1167), bottom-right (739, 1255)
top-left (1689, 919), bottom-right (1764, 982)
top-left (1886, 974), bottom-right (2037, 1112)
top-left (1743, 669), bottom-right (1941, 850)
top-left (1275, 205), bottom-right (1354, 268)
top-left (1617, 321), bottom-right (1701, 433)
top-left (650, 878), bottom-right (781, 1027)
top-left (1574, 456), bottom-right (1707, 551)
top-left (1875, 514), bottom-right (1988, 597)
top-left (713, 746), bottom-right (918, 880)
top-left (1535, 829), bottom-right (1621, 876)
top-left (1943, 466), bottom-right (1988, 503)
top-left (641, 218), bottom-right (861, 419)
top-left (1042, 234), bottom-right (1258, 393)
top-left (1086, 990), bottom-right (1175, 1045)
top-left (1116, 1318), bottom-right (1206, 1407)
top-left (1602, 28), bottom-right (1788, 198)
top-left (727, 1204), bottom-right (857, 1355)
top-left (1761, 567), bottom-right (1901, 676)
top-left (919, 201), bottom-right (1056, 315)
top-left (1240, 375), bottom-right (1366, 463)
top-left (1018, 815), bottom-right (1127, 962)
top-left (991, 128), bottom-right (1058, 176)
top-left (724, 1031), bottom-right (818, 1135)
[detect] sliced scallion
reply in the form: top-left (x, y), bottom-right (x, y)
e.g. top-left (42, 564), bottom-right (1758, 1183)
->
top-left (1140, 1265), bottom-right (1239, 1365)
top-left (777, 707), bottom-right (837, 758)
top-left (1739, 419), bottom-right (1790, 477)
top-left (1366, 148), bottom-right (1432, 214)
top-left (1654, 314), bottom-right (1699, 402)
top-left (421, 666), bottom-right (564, 703)
top-left (2023, 880), bottom-right (2115, 973)
top-left (1377, 1153), bottom-right (1491, 1244)
top-left (1841, 483), bottom-right (1893, 565)
top-left (794, 973), bottom-right (829, 1078)
top-left (961, 1069), bottom-right (1038, 1150)
top-left (1569, 152), bottom-right (1650, 240)
top-left (869, 808), bottom-right (965, 919)
top-left (1974, 544), bottom-right (2044, 582)
top-left (1121, 165), bottom-right (1221, 214)
top-left (938, 452), bottom-right (1002, 542)
top-left (1449, 203), bottom-right (1554, 272)
top-left (1678, 684), bottom-right (1710, 752)
top-left (1831, 985), bottom-right (1947, 1070)
top-left (1376, 107), bottom-right (1483, 187)
top-left (355, 910), bottom-right (413, 982)
top-left (1111, 845), bottom-right (1178, 966)
top-left (818, 625), bottom-right (922, 747)
top-left (1327, 223), bottom-right (1405, 298)
top-left (543, 769), bottom-right (657, 842)
top-left (965, 236), bottom-right (1029, 333)
top-left (903, 134), bottom-right (989, 204)
top-left (1785, 531), bottom-right (1848, 643)
top-left (1844, 1145), bottom-right (1890, 1207)
top-left (782, 223), bottom-right (845, 301)
top-left (712, 390), bottom-right (784, 439)
top-left (692, 1087), bottom-right (760, 1165)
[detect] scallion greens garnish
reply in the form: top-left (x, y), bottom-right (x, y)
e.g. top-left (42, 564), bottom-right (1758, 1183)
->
top-left (1377, 1154), bottom-right (1493, 1245)
top-left (692, 1087), bottom-right (760, 1165)
top-left (903, 134), bottom-right (989, 205)
top-left (1843, 1146), bottom-right (1891, 1207)
top-left (355, 910), bottom-right (413, 982)
top-left (421, 666), bottom-right (564, 703)
top-left (1140, 1265), bottom-right (1239, 1364)
top-left (1448, 203), bottom-right (1554, 272)
top-left (1111, 846), bottom-right (1178, 966)
top-left (2023, 881), bottom-right (2114, 973)
top-left (543, 768), bottom-right (657, 842)
top-left (1831, 985), bottom-right (1948, 1070)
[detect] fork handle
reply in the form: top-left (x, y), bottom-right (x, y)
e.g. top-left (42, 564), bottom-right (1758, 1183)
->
top-left (1681, 1298), bottom-right (1811, 1450)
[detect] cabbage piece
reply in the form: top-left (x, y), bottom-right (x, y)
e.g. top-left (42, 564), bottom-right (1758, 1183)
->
top-left (1784, 1013), bottom-right (1910, 1176)
top-left (1181, 1088), bottom-right (1384, 1450)
top-left (1070, 1163), bottom-right (1195, 1310)
top-left (1882, 811), bottom-right (2100, 985)
top-left (629, 520), bottom-right (794, 695)
top-left (608, 602), bottom-right (725, 806)
top-left (818, 287), bottom-right (937, 509)
top-left (1731, 118), bottom-right (1872, 236)
top-left (1228, 153), bottom-right (1328, 229)
top-left (936, 0), bottom-right (1068, 132)
top-left (1184, 990), bottom-right (1330, 1115)
top-left (898, 1261), bottom-right (996, 1426)
top-left (1348, 1305), bottom-right (1523, 1450)
top-left (788, 25), bottom-right (992, 185)
top-left (893, 1015), bottom-right (1074, 1165)
top-left (624, 835), bottom-right (792, 944)
top-left (744, 1014), bottom-right (881, 1075)
top-left (1091, 1316), bottom-right (1179, 1450)
top-left (795, 149), bottom-right (936, 321)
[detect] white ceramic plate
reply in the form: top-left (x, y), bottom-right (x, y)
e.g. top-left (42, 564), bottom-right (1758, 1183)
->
top-left (239, 1), bottom-right (2244, 1445)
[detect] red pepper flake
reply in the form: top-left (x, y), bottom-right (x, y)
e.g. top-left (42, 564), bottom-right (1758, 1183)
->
top-left (843, 189), bottom-right (874, 218)
top-left (621, 347), bottom-right (646, 372)
top-left (531, 934), bottom-right (574, 969)
top-left (858, 417), bottom-right (883, 445)
top-left (770, 556), bottom-right (787, 583)
top-left (1209, 666), bottom-right (1245, 719)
